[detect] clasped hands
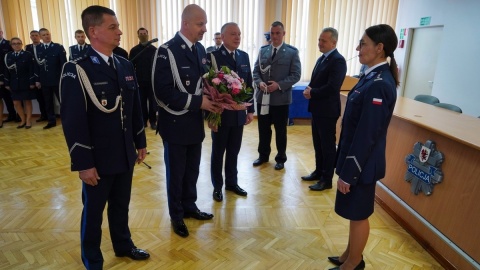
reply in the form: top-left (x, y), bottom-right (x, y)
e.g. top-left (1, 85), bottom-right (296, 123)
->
top-left (259, 81), bottom-right (279, 93)
top-left (303, 86), bottom-right (312, 99)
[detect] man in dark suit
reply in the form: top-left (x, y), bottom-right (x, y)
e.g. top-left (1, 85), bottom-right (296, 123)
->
top-left (37, 27), bottom-right (67, 129)
top-left (152, 4), bottom-right (221, 238)
top-left (302, 27), bottom-right (347, 191)
top-left (205, 32), bottom-right (222, 53)
top-left (69, 29), bottom-right (90, 61)
top-left (206, 22), bottom-right (254, 202)
top-left (252, 21), bottom-right (301, 170)
top-left (25, 30), bottom-right (47, 122)
top-left (0, 29), bottom-right (18, 123)
top-left (60, 5), bottom-right (150, 269)
top-left (129, 27), bottom-right (158, 130)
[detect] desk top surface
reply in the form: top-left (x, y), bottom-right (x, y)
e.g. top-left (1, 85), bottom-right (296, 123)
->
top-left (341, 91), bottom-right (480, 150)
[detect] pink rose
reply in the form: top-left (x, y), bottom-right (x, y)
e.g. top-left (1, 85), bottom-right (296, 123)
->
top-left (231, 87), bottom-right (240, 95)
top-left (217, 73), bottom-right (224, 79)
top-left (212, 78), bottom-right (222, 85)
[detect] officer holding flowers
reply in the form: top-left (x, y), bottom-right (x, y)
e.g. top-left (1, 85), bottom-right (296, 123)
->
top-left (206, 22), bottom-right (254, 202)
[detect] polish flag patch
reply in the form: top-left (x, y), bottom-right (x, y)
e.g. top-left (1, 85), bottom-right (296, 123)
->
top-left (372, 98), bottom-right (382, 105)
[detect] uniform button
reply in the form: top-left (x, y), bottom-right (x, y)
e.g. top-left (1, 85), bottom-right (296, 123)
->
top-left (124, 128), bottom-right (127, 131)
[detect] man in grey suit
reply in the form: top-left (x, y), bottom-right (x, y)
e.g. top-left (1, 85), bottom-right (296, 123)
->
top-left (205, 32), bottom-right (222, 53)
top-left (252, 21), bottom-right (301, 170)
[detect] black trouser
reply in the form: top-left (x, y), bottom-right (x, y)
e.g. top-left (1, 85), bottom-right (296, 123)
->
top-left (35, 87), bottom-right (47, 119)
top-left (256, 103), bottom-right (289, 163)
top-left (81, 170), bottom-right (135, 270)
top-left (210, 125), bottom-right (244, 189)
top-left (138, 80), bottom-right (158, 126)
top-left (42, 85), bottom-right (59, 124)
top-left (311, 116), bottom-right (339, 183)
top-left (1, 86), bottom-right (17, 119)
top-left (163, 141), bottom-right (201, 221)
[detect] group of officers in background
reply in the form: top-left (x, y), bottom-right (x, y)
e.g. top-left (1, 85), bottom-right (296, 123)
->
top-left (0, 27), bottom-right (157, 131)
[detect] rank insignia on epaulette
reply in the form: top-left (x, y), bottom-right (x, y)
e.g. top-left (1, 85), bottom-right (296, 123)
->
top-left (101, 99), bottom-right (107, 106)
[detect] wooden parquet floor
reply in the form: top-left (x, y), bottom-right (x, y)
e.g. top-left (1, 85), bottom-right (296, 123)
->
top-left (0, 118), bottom-right (443, 269)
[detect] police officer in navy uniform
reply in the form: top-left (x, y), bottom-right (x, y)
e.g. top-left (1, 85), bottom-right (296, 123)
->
top-left (328, 24), bottom-right (399, 270)
top-left (25, 30), bottom-right (47, 122)
top-left (252, 21), bottom-right (301, 170)
top-left (37, 28), bottom-right (67, 129)
top-left (129, 27), bottom-right (158, 130)
top-left (152, 4), bottom-right (221, 238)
top-left (60, 5), bottom-right (149, 269)
top-left (3, 37), bottom-right (38, 128)
top-left (206, 22), bottom-right (254, 202)
top-left (0, 29), bottom-right (18, 124)
top-left (69, 29), bottom-right (90, 61)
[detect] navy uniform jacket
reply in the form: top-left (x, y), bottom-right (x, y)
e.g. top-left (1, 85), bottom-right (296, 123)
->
top-left (3, 51), bottom-right (37, 90)
top-left (335, 64), bottom-right (397, 185)
top-left (25, 44), bottom-right (40, 82)
top-left (153, 32), bottom-right (209, 145)
top-left (69, 44), bottom-right (90, 61)
top-left (129, 43), bottom-right (157, 83)
top-left (308, 49), bottom-right (347, 118)
top-left (252, 43), bottom-right (301, 105)
top-left (0, 39), bottom-right (13, 83)
top-left (35, 42), bottom-right (67, 86)
top-left (207, 46), bottom-right (254, 127)
top-left (60, 49), bottom-right (146, 175)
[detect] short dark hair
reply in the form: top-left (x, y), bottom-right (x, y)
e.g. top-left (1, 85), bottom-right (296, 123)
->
top-left (81, 5), bottom-right (116, 38)
top-left (30, 30), bottom-right (39, 35)
top-left (75, 29), bottom-right (85, 35)
top-left (38, 28), bottom-right (49, 33)
top-left (271, 21), bottom-right (284, 30)
top-left (137, 27), bottom-right (148, 34)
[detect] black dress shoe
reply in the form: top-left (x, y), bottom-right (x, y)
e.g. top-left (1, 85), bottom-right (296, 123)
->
top-left (115, 247), bottom-right (150, 260)
top-left (225, 185), bottom-right (247, 196)
top-left (329, 259), bottom-right (365, 270)
top-left (25, 125), bottom-right (32, 129)
top-left (301, 172), bottom-right (321, 181)
top-left (309, 181), bottom-right (333, 191)
top-left (328, 256), bottom-right (344, 266)
top-left (184, 210), bottom-right (214, 220)
top-left (274, 163), bottom-right (284, 170)
top-left (43, 123), bottom-right (56, 129)
top-left (253, 158), bottom-right (268, 166)
top-left (36, 117), bottom-right (47, 122)
top-left (171, 220), bottom-right (189, 237)
top-left (150, 123), bottom-right (157, 130)
top-left (213, 189), bottom-right (223, 202)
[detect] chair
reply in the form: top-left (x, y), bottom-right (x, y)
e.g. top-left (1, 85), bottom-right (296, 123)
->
top-left (433, 103), bottom-right (462, 113)
top-left (414, 94), bottom-right (440, 105)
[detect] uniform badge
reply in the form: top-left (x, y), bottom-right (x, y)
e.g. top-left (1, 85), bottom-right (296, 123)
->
top-left (366, 72), bottom-right (377, 80)
top-left (90, 56), bottom-right (101, 64)
top-left (222, 50), bottom-right (227, 56)
top-left (101, 99), bottom-right (108, 106)
top-left (202, 58), bottom-right (206, 64)
top-left (181, 44), bottom-right (186, 49)
top-left (186, 80), bottom-right (190, 86)
top-left (405, 140), bottom-right (444, 196)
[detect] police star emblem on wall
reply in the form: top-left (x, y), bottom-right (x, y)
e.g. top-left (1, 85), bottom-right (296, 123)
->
top-left (404, 140), bottom-right (444, 195)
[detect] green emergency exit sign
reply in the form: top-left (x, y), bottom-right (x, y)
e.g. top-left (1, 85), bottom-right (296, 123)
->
top-left (420, 16), bottom-right (431, 26)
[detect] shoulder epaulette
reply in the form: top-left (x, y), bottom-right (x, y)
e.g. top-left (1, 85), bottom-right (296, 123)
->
top-left (260, 44), bottom-right (269, 49)
top-left (285, 44), bottom-right (298, 51)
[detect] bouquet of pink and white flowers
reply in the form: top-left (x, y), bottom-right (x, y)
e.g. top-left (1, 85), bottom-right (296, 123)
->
top-left (203, 66), bottom-right (253, 126)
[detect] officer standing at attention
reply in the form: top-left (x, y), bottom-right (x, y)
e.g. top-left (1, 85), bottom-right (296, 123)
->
top-left (25, 30), bottom-right (47, 123)
top-left (60, 5), bottom-right (149, 269)
top-left (152, 4), bottom-right (221, 238)
top-left (205, 32), bottom-right (222, 53)
top-left (69, 29), bottom-right (90, 61)
top-left (129, 27), bottom-right (158, 130)
top-left (252, 21), bottom-right (301, 171)
top-left (37, 27), bottom-right (67, 129)
top-left (0, 29), bottom-right (18, 124)
top-left (207, 22), bottom-right (254, 202)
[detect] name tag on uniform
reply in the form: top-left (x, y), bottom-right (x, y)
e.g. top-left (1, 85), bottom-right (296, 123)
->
top-left (125, 76), bottom-right (134, 81)
top-left (93, 81), bottom-right (108, 86)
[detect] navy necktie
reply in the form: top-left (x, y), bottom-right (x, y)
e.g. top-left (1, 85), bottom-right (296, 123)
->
top-left (108, 57), bottom-right (116, 71)
top-left (272, 48), bottom-right (277, 60)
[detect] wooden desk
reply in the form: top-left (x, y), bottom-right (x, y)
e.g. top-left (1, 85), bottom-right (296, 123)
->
top-left (338, 94), bottom-right (480, 269)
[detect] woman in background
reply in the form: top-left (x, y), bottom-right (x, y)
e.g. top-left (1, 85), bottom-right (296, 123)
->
top-left (4, 37), bottom-right (37, 129)
top-left (328, 24), bottom-right (399, 270)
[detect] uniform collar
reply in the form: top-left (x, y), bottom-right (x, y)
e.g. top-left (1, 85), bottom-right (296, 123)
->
top-left (178, 31), bottom-right (194, 50)
top-left (364, 61), bottom-right (388, 76)
top-left (91, 47), bottom-right (113, 65)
